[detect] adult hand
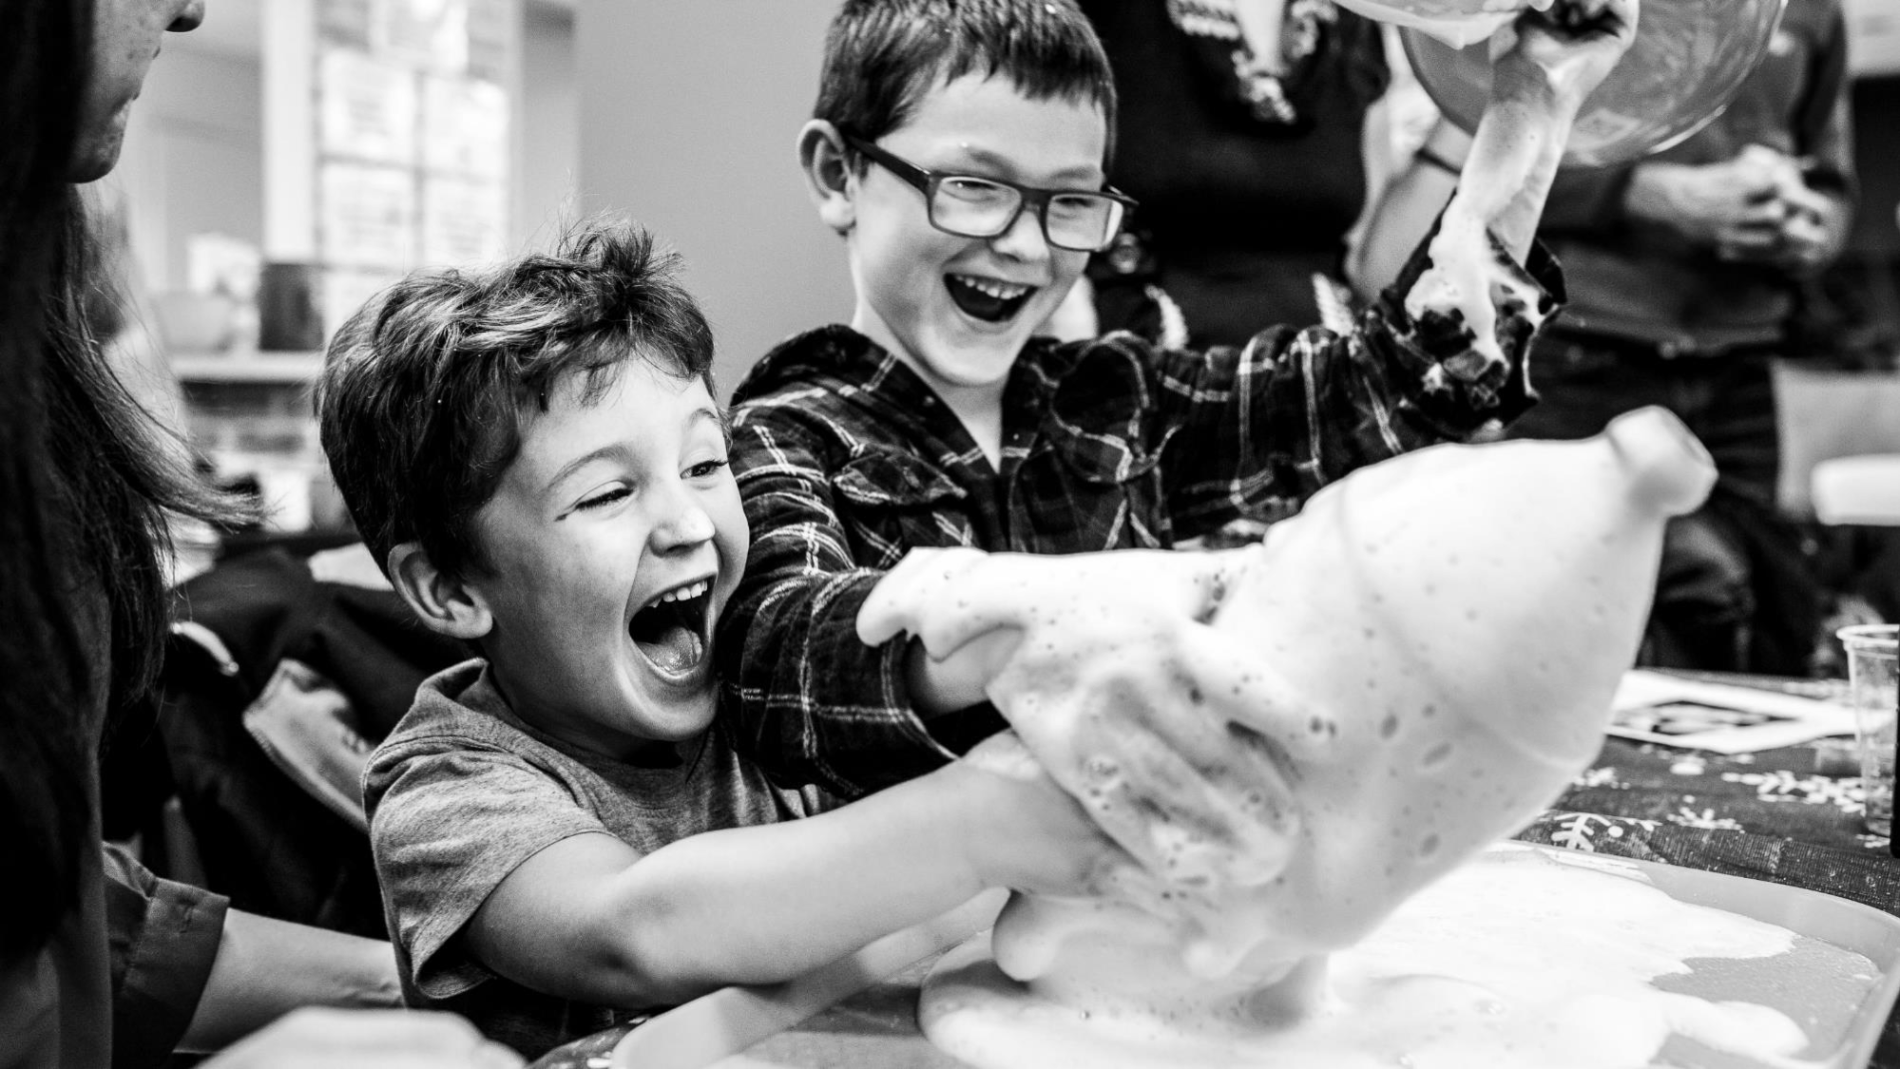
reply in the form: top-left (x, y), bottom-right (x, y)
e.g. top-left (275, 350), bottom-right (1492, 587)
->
top-left (1728, 149), bottom-right (1838, 273)
top-left (200, 1008), bottom-right (522, 1069)
top-left (859, 547), bottom-right (1302, 898)
top-left (1628, 146), bottom-right (1792, 253)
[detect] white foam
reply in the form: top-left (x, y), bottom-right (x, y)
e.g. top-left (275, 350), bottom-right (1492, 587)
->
top-left (929, 415), bottom-right (1741, 1066)
top-left (923, 847), bottom-right (1823, 1069)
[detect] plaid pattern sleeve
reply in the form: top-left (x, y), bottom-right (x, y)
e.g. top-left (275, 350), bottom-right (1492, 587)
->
top-left (1142, 231), bottom-right (1562, 537)
top-left (715, 406), bottom-right (958, 799)
top-left (717, 232), bottom-right (1561, 794)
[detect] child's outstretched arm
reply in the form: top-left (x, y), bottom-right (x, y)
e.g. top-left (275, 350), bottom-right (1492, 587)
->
top-left (861, 546), bottom-right (1308, 897)
top-left (1444, 0), bottom-right (1638, 260)
top-left (1352, 0), bottom-right (1637, 297)
top-left (454, 742), bottom-right (1123, 1008)
top-left (716, 412), bottom-right (979, 797)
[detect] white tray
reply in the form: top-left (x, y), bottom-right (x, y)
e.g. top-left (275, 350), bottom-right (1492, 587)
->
top-left (612, 847), bottom-right (1900, 1069)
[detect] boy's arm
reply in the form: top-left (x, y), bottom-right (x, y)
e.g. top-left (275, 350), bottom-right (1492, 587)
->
top-left (1428, 0), bottom-right (1637, 265)
top-left (715, 414), bottom-right (969, 798)
top-left (1355, 0), bottom-right (1635, 290)
top-left (463, 742), bottom-right (1121, 1007)
top-left (859, 546), bottom-right (1302, 889)
top-left (1148, 229), bottom-right (1559, 538)
top-left (1163, 0), bottom-right (1634, 535)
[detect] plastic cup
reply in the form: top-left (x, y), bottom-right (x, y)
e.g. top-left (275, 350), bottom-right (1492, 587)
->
top-left (1838, 624), bottom-right (1900, 837)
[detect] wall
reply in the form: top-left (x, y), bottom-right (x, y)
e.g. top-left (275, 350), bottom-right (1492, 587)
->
top-left (574, 0), bottom-right (854, 398)
top-left (119, 3), bottom-right (575, 300)
top-left (114, 44), bottom-right (265, 294)
top-left (517, 2), bottom-right (581, 249)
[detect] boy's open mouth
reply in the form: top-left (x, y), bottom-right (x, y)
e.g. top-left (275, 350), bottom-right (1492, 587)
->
top-left (628, 578), bottom-right (713, 679)
top-left (946, 273), bottom-right (1034, 324)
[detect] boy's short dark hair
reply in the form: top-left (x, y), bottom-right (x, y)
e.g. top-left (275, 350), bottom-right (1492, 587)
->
top-left (815, 0), bottom-right (1117, 162)
top-left (318, 217), bottom-right (715, 580)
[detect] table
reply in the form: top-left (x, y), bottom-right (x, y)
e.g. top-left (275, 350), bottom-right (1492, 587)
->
top-left (1514, 672), bottom-right (1900, 1066)
top-left (535, 672), bottom-right (1900, 1069)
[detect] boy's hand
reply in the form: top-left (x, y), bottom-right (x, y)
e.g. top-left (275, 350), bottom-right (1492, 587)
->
top-left (952, 732), bottom-right (1140, 898)
top-left (864, 546), bottom-right (1225, 714)
top-left (860, 547), bottom-right (1302, 896)
top-left (1492, 0), bottom-right (1638, 108)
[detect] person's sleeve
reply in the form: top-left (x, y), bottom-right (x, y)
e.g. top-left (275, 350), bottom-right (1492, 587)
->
top-left (101, 843), bottom-right (228, 1069)
top-left (714, 412), bottom-right (957, 800)
top-left (1796, 5), bottom-right (1855, 204)
top-left (363, 740), bottom-right (608, 1000)
top-left (1152, 225), bottom-right (1563, 538)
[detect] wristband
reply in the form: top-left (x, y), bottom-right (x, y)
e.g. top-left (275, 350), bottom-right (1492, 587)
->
top-left (1414, 146), bottom-right (1463, 177)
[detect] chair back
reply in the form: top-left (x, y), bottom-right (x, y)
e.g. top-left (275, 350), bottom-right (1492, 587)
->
top-left (1773, 362), bottom-right (1900, 518)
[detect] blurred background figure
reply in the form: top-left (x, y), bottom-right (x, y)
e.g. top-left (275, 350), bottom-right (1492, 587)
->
top-left (1503, 0), bottom-right (1856, 674)
top-left (1354, 0), bottom-right (1858, 675)
top-left (1074, 0), bottom-right (1393, 347)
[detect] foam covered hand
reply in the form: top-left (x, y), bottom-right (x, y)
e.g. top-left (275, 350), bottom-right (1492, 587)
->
top-left (988, 407), bottom-right (1717, 1022)
top-left (858, 547), bottom-right (1300, 890)
top-left (952, 732), bottom-right (1140, 900)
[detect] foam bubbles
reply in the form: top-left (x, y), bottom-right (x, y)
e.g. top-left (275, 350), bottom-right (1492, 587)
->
top-left (922, 848), bottom-right (1855, 1069)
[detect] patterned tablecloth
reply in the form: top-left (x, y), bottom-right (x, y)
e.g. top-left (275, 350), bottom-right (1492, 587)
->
top-left (1515, 672), bottom-right (1900, 1066)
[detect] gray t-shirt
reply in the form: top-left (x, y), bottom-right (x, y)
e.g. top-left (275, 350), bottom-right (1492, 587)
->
top-left (363, 659), bottom-right (833, 1056)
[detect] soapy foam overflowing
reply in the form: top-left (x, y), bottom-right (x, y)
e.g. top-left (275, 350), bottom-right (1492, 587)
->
top-left (914, 413), bottom-right (1841, 1067)
top-left (924, 847), bottom-right (1871, 1069)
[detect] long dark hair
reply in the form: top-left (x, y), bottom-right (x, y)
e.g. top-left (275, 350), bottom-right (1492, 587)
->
top-left (2, 0), bottom-right (250, 959)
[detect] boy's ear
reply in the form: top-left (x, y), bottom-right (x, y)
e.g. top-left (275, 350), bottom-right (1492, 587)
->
top-left (798, 120), bottom-right (856, 235)
top-left (387, 542), bottom-right (494, 641)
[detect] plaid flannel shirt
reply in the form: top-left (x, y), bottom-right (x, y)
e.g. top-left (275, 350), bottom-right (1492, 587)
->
top-left (716, 238), bottom-right (1563, 798)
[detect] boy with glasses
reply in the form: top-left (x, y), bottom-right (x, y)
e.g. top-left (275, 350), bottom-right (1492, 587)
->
top-left (718, 0), bottom-right (1636, 813)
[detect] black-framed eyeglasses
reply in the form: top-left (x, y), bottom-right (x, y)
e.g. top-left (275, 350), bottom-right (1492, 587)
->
top-left (841, 131), bottom-right (1136, 253)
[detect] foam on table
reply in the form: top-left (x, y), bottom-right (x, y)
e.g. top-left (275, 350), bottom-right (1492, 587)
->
top-left (923, 846), bottom-right (1881, 1069)
top-left (912, 411), bottom-right (1865, 1066)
